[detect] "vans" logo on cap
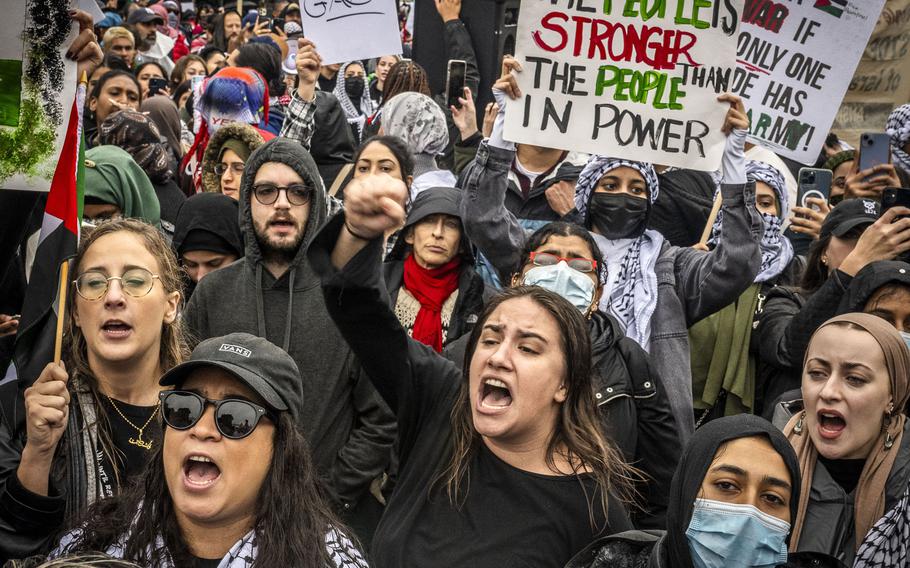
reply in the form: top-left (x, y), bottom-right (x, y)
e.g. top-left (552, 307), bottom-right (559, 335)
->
top-left (219, 344), bottom-right (251, 357)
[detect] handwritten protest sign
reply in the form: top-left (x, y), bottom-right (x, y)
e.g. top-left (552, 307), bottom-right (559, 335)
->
top-left (298, 0), bottom-right (401, 65)
top-left (734, 0), bottom-right (885, 164)
top-left (0, 1), bottom-right (76, 192)
top-left (503, 0), bottom-right (742, 171)
top-left (834, 0), bottom-right (910, 147)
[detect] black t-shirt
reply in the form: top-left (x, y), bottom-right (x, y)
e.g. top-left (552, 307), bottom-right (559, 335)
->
top-left (189, 556), bottom-right (223, 568)
top-left (369, 342), bottom-right (633, 568)
top-left (99, 396), bottom-right (162, 481)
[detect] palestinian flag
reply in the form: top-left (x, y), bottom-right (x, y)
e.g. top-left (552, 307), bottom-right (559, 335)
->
top-left (0, 79), bottom-right (86, 432)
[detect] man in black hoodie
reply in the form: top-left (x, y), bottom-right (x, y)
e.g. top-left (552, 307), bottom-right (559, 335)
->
top-left (183, 137), bottom-right (396, 537)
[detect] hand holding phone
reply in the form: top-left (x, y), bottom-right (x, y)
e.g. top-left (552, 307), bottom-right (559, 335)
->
top-left (446, 59), bottom-right (467, 110)
top-left (797, 168), bottom-right (832, 212)
top-left (148, 77), bottom-right (168, 97)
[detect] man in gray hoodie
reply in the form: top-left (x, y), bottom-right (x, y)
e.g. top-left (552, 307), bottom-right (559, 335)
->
top-left (184, 137), bottom-right (396, 535)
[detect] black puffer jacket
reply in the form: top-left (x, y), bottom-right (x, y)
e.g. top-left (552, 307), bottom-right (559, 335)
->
top-left (755, 269), bottom-right (855, 417)
top-left (444, 309), bottom-right (679, 528)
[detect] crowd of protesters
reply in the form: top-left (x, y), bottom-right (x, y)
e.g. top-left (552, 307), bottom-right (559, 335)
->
top-left (1, 1), bottom-right (910, 567)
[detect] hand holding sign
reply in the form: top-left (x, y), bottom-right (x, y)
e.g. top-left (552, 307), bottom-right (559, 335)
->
top-left (68, 10), bottom-right (103, 82)
top-left (493, 56), bottom-right (522, 102)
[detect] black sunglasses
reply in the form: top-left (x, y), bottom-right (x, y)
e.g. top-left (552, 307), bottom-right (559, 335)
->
top-left (159, 390), bottom-right (275, 440)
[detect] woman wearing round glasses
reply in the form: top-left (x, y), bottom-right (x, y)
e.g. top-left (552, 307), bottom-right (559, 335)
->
top-left (50, 333), bottom-right (368, 567)
top-left (0, 219), bottom-right (188, 559)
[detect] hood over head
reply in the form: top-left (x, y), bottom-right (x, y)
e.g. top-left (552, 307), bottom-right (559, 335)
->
top-left (238, 136), bottom-right (326, 267)
top-left (173, 192), bottom-right (244, 257)
top-left (666, 414), bottom-right (801, 568)
top-left (387, 186), bottom-right (472, 262)
top-left (201, 121), bottom-right (266, 193)
top-left (836, 260), bottom-right (910, 315)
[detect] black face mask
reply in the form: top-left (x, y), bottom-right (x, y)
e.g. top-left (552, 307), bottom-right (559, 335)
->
top-left (587, 193), bottom-right (649, 239)
top-left (344, 76), bottom-right (365, 100)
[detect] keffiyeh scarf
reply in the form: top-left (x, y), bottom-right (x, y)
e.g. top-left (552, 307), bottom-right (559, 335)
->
top-left (709, 160), bottom-right (794, 283)
top-left (576, 156), bottom-right (664, 351)
top-left (334, 62), bottom-right (375, 140)
top-left (886, 103), bottom-right (910, 174)
top-left (854, 484), bottom-right (910, 567)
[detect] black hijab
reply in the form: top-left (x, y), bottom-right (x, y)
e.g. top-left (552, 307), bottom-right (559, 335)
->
top-left (664, 415), bottom-right (801, 568)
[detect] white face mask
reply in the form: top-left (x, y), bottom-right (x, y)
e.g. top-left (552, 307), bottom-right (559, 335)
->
top-left (523, 261), bottom-right (596, 314)
top-left (900, 331), bottom-right (910, 352)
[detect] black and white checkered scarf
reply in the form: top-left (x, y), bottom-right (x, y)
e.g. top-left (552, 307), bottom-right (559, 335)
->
top-left (886, 103), bottom-right (910, 174)
top-left (708, 160), bottom-right (794, 282)
top-left (575, 156), bottom-right (664, 351)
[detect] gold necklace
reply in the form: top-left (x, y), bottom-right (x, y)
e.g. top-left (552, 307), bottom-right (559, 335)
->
top-left (107, 395), bottom-right (159, 450)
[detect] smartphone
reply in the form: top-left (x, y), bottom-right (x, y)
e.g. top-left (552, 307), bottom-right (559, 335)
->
top-left (272, 17), bottom-right (286, 34)
top-left (445, 59), bottom-right (467, 109)
top-left (882, 187), bottom-right (910, 216)
top-left (797, 168), bottom-right (832, 211)
top-left (858, 132), bottom-right (892, 172)
top-left (148, 77), bottom-right (168, 97)
top-left (259, 16), bottom-right (271, 28)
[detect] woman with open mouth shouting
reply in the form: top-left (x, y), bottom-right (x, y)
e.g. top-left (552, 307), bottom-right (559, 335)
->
top-left (781, 312), bottom-right (910, 565)
top-left (309, 172), bottom-right (635, 567)
top-left (49, 333), bottom-right (367, 567)
top-left (0, 219), bottom-right (187, 559)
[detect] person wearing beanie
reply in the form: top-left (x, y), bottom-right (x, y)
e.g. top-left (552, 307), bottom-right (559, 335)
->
top-left (200, 122), bottom-right (266, 198)
top-left (83, 145), bottom-right (161, 230)
top-left (172, 193), bottom-right (244, 287)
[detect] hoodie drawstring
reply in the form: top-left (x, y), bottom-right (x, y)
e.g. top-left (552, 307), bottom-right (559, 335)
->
top-left (255, 263), bottom-right (266, 339)
top-left (284, 267), bottom-right (295, 352)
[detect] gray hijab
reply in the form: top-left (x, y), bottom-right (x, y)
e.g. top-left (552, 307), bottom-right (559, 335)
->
top-left (383, 92), bottom-right (448, 156)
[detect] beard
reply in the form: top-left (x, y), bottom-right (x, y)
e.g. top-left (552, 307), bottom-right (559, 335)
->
top-left (253, 214), bottom-right (306, 263)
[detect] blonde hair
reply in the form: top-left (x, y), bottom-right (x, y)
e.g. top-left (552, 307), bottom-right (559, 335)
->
top-left (102, 27), bottom-right (135, 49)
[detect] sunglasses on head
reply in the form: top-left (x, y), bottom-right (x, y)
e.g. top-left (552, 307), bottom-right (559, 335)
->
top-left (159, 390), bottom-right (275, 439)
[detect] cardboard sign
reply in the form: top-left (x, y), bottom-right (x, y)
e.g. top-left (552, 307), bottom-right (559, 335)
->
top-left (735, 0), bottom-right (885, 163)
top-left (0, 2), bottom-right (76, 192)
top-left (503, 0), bottom-right (742, 171)
top-left (835, 0), bottom-right (910, 147)
top-left (299, 0), bottom-right (402, 65)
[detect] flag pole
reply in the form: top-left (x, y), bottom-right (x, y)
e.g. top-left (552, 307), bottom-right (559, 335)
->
top-left (697, 192), bottom-right (724, 248)
top-left (53, 260), bottom-right (69, 364)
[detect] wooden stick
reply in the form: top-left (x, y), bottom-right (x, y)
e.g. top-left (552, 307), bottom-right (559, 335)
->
top-left (53, 260), bottom-right (69, 364)
top-left (697, 192), bottom-right (724, 247)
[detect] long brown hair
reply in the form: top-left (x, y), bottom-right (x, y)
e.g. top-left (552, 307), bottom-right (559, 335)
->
top-left (435, 286), bottom-right (638, 527)
top-left (63, 219), bottom-right (189, 485)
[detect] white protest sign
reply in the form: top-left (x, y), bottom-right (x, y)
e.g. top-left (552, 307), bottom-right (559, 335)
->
top-left (734, 0), bottom-right (885, 164)
top-left (298, 0), bottom-right (401, 65)
top-left (0, 1), bottom-right (76, 192)
top-left (503, 0), bottom-right (742, 171)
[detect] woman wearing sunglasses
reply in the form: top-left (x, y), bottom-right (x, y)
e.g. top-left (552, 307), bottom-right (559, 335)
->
top-left (0, 219), bottom-right (187, 560)
top-left (50, 332), bottom-right (368, 566)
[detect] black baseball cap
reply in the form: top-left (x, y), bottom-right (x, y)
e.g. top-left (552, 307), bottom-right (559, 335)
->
top-left (159, 333), bottom-right (303, 422)
top-left (127, 7), bottom-right (165, 26)
top-left (819, 198), bottom-right (880, 241)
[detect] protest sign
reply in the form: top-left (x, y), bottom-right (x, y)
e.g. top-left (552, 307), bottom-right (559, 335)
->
top-left (0, 1), bottom-right (76, 192)
top-left (298, 0), bottom-right (401, 65)
top-left (734, 0), bottom-right (885, 164)
top-left (503, 0), bottom-right (742, 171)
top-left (834, 0), bottom-right (910, 146)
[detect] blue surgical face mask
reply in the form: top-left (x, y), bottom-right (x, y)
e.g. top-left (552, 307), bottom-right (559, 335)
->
top-left (523, 262), bottom-right (596, 314)
top-left (900, 331), bottom-right (910, 352)
top-left (686, 498), bottom-right (790, 568)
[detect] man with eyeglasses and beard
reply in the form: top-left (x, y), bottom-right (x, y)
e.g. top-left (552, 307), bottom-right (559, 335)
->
top-left (183, 136), bottom-right (396, 545)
